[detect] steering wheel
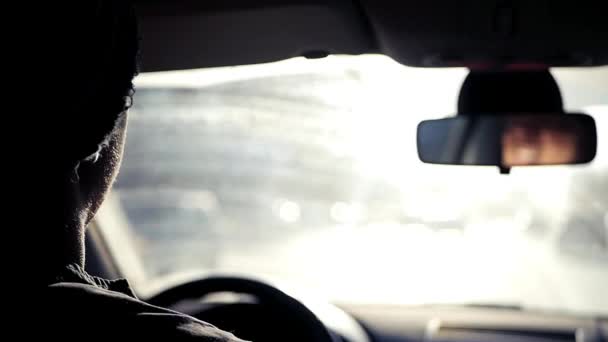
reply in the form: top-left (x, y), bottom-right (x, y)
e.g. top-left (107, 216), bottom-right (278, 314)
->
top-left (148, 276), bottom-right (336, 342)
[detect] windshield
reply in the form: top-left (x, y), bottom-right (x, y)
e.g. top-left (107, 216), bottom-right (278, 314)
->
top-left (97, 55), bottom-right (608, 316)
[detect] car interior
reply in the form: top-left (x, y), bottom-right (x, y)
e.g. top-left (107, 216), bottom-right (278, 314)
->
top-left (84, 1), bottom-right (607, 341)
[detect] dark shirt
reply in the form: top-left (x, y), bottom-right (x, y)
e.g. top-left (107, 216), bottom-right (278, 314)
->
top-left (44, 264), bottom-right (246, 341)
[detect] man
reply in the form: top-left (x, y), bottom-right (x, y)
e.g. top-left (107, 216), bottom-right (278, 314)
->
top-left (34, 1), bottom-right (245, 340)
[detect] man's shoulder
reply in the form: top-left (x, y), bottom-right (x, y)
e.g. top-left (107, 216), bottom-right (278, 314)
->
top-left (133, 312), bottom-right (243, 341)
top-left (45, 282), bottom-right (246, 341)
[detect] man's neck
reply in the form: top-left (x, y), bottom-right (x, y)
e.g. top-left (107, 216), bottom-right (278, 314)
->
top-left (37, 215), bottom-right (86, 285)
top-left (19, 173), bottom-right (88, 284)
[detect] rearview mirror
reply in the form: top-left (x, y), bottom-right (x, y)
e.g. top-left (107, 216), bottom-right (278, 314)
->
top-left (417, 114), bottom-right (597, 167)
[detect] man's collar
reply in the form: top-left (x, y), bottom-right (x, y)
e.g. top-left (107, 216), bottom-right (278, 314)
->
top-left (53, 263), bottom-right (138, 298)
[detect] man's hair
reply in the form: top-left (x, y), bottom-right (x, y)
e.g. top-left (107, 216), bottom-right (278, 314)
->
top-left (48, 1), bottom-right (139, 166)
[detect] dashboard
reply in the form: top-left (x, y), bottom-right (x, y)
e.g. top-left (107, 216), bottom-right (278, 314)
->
top-left (169, 293), bottom-right (606, 342)
top-left (341, 304), bottom-right (607, 342)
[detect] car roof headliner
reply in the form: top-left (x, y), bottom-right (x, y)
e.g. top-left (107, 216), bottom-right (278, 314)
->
top-left (134, 0), bottom-right (608, 72)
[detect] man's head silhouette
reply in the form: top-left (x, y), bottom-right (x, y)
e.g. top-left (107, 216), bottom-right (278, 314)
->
top-left (35, 1), bottom-right (139, 281)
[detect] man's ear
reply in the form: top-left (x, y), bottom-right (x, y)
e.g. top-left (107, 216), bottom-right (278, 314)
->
top-left (66, 108), bottom-right (125, 165)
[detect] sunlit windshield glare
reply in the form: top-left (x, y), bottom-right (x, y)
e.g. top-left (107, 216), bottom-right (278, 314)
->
top-left (97, 56), bottom-right (608, 316)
